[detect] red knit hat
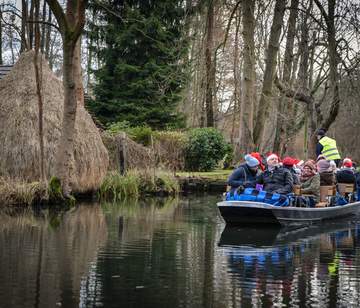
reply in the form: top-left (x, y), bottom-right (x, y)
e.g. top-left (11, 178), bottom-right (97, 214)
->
top-left (282, 156), bottom-right (296, 167)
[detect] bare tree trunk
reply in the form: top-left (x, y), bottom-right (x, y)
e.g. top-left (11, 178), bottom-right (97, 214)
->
top-left (205, 0), bottom-right (215, 127)
top-left (45, 9), bottom-right (52, 59)
top-left (0, 8), bottom-right (2, 65)
top-left (317, 0), bottom-right (340, 131)
top-left (21, 0), bottom-right (28, 52)
top-left (41, 1), bottom-right (46, 53)
top-left (311, 0), bottom-right (340, 156)
top-left (86, 12), bottom-right (95, 93)
top-left (253, 0), bottom-right (286, 149)
top-left (230, 11), bottom-right (241, 145)
top-left (273, 0), bottom-right (299, 155)
top-left (238, 0), bottom-right (255, 153)
top-left (9, 28), bottom-right (15, 64)
top-left (74, 40), bottom-right (84, 106)
top-left (29, 0), bottom-right (35, 49)
top-left (33, 0), bottom-right (45, 182)
top-left (55, 40), bottom-right (78, 195)
top-left (46, 0), bottom-right (87, 195)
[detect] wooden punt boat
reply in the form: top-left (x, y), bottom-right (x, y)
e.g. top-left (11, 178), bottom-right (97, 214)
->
top-left (217, 200), bottom-right (360, 226)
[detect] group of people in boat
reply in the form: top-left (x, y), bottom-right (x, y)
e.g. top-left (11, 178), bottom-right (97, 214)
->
top-left (227, 129), bottom-right (360, 206)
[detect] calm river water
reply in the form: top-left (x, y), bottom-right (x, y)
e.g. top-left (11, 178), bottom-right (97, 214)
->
top-left (1, 195), bottom-right (360, 308)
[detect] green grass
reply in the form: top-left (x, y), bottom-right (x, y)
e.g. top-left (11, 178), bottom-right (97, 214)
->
top-left (176, 169), bottom-right (232, 180)
top-left (99, 169), bottom-right (180, 202)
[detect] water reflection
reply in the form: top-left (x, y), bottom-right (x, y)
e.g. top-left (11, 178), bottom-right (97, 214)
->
top-left (0, 205), bottom-right (107, 308)
top-left (218, 222), bottom-right (360, 307)
top-left (79, 195), bottom-right (222, 308)
top-left (2, 196), bottom-right (360, 308)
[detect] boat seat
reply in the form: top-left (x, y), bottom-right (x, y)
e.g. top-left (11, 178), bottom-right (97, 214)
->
top-left (320, 185), bottom-right (336, 203)
top-left (337, 183), bottom-right (355, 196)
top-left (315, 202), bottom-right (328, 208)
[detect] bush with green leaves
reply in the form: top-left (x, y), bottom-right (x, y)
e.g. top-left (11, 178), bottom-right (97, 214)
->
top-left (222, 143), bottom-right (234, 169)
top-left (127, 126), bottom-right (153, 146)
top-left (184, 128), bottom-right (227, 171)
top-left (106, 121), bottom-right (153, 146)
top-left (107, 121), bottom-right (131, 135)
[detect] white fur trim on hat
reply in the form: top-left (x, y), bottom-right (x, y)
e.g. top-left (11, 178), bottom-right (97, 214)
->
top-left (266, 154), bottom-right (278, 163)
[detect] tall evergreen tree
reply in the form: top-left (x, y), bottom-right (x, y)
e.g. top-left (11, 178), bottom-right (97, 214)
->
top-left (87, 0), bottom-right (189, 129)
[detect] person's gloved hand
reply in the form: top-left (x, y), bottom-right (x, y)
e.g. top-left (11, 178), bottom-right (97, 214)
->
top-left (236, 185), bottom-right (245, 194)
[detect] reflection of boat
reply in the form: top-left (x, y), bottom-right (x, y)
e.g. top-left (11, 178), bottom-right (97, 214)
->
top-left (218, 220), bottom-right (357, 248)
top-left (217, 200), bottom-right (360, 225)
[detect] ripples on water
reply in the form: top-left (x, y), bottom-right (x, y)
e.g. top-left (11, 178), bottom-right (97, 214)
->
top-left (1, 196), bottom-right (360, 308)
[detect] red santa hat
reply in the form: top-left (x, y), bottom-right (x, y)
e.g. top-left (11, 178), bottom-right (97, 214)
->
top-left (342, 158), bottom-right (353, 168)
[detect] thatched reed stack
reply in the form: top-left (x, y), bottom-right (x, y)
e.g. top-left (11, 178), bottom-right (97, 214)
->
top-left (0, 51), bottom-right (109, 193)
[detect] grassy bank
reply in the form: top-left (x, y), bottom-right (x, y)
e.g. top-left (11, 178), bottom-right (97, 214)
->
top-left (0, 169), bottom-right (230, 207)
top-left (0, 177), bottom-right (48, 206)
top-left (99, 169), bottom-right (180, 201)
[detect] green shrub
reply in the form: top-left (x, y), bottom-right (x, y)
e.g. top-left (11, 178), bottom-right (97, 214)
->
top-left (127, 126), bottom-right (153, 146)
top-left (222, 143), bottom-right (234, 169)
top-left (184, 128), bottom-right (227, 171)
top-left (107, 120), bottom-right (131, 135)
top-left (48, 176), bottom-right (63, 201)
top-left (106, 121), bottom-right (153, 146)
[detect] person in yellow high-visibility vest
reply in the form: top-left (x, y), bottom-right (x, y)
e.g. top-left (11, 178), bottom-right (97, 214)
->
top-left (316, 128), bottom-right (341, 167)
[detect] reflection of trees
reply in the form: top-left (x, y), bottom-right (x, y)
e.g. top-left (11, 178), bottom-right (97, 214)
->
top-left (80, 195), bottom-right (223, 307)
top-left (0, 204), bottom-right (107, 307)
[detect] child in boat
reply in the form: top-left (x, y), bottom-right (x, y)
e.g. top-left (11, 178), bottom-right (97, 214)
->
top-left (256, 154), bottom-right (293, 194)
top-left (227, 154), bottom-right (260, 193)
top-left (300, 161), bottom-right (320, 204)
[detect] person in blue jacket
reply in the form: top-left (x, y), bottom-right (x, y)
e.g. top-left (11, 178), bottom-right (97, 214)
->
top-left (227, 154), bottom-right (260, 193)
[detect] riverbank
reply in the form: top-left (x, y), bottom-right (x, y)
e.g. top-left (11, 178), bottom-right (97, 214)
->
top-left (176, 170), bottom-right (230, 193)
top-left (0, 169), bottom-right (231, 207)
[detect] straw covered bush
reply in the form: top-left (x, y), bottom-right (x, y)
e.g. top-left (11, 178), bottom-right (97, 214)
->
top-left (0, 51), bottom-right (109, 193)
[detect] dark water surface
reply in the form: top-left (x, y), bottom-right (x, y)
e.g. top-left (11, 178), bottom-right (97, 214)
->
top-left (1, 195), bottom-right (360, 308)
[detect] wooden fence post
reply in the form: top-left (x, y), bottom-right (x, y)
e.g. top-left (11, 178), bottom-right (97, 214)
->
top-left (118, 132), bottom-right (127, 175)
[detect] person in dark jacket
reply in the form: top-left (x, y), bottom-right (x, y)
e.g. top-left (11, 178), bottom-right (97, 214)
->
top-left (282, 156), bottom-right (300, 185)
top-left (355, 168), bottom-right (360, 201)
top-left (227, 154), bottom-right (260, 193)
top-left (256, 154), bottom-right (293, 194)
top-left (336, 158), bottom-right (356, 184)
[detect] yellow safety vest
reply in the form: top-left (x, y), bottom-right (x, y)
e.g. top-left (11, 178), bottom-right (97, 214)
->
top-left (319, 136), bottom-right (341, 160)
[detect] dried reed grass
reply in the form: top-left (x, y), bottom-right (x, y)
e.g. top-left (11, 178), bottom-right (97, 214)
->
top-left (103, 132), bottom-right (155, 171)
top-left (0, 51), bottom-right (108, 192)
top-left (0, 177), bottom-right (47, 206)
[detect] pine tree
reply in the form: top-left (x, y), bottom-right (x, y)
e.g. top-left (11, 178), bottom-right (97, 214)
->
top-left (87, 0), bottom-right (189, 129)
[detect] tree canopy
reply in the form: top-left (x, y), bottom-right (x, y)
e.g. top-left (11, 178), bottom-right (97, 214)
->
top-left (86, 0), bottom-right (189, 129)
